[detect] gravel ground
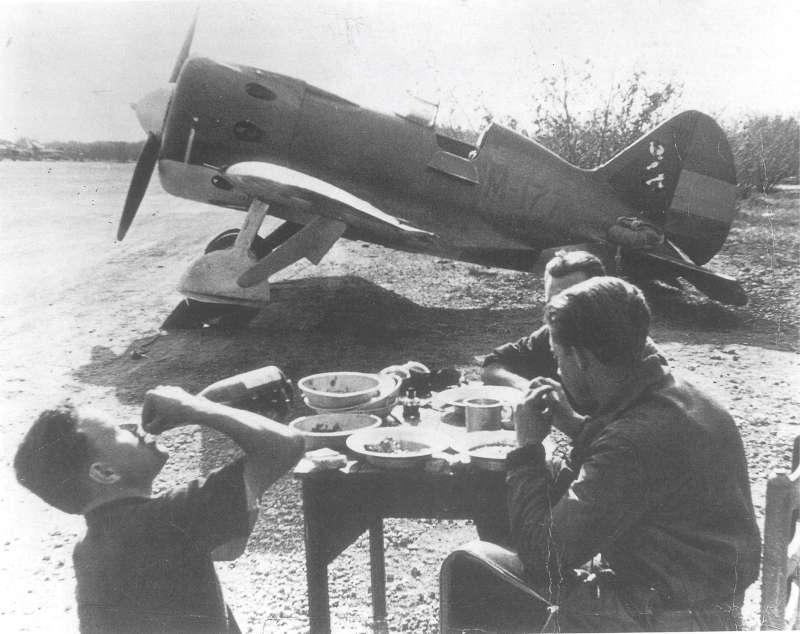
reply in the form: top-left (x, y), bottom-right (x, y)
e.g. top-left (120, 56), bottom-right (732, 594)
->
top-left (0, 163), bottom-right (797, 632)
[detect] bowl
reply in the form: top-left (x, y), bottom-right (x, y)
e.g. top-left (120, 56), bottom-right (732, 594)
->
top-left (298, 372), bottom-right (383, 409)
top-left (304, 374), bottom-right (402, 417)
top-left (289, 413), bottom-right (382, 450)
top-left (346, 425), bottom-right (451, 470)
top-left (462, 430), bottom-right (518, 471)
top-left (305, 396), bottom-right (399, 419)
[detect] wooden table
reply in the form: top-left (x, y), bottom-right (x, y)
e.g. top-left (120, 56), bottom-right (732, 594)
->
top-left (293, 406), bottom-right (489, 634)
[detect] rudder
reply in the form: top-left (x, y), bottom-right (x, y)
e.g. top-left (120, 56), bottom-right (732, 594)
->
top-left (597, 110), bottom-right (737, 265)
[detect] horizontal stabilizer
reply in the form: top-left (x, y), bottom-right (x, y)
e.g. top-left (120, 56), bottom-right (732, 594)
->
top-left (630, 250), bottom-right (747, 306)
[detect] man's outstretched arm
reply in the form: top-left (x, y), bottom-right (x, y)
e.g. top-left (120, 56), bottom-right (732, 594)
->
top-left (481, 363), bottom-right (531, 391)
top-left (142, 386), bottom-right (304, 498)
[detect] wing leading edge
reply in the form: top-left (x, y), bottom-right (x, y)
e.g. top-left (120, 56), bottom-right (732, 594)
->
top-left (223, 162), bottom-right (438, 249)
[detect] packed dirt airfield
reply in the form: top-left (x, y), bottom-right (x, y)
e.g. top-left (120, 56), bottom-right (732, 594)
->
top-left (0, 161), bottom-right (798, 632)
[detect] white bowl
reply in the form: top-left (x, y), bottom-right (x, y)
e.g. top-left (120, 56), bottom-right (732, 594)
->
top-left (289, 413), bottom-right (382, 450)
top-left (462, 430), bottom-right (518, 471)
top-left (304, 374), bottom-right (401, 416)
top-left (298, 372), bottom-right (382, 409)
top-left (305, 396), bottom-right (399, 419)
top-left (346, 425), bottom-right (451, 469)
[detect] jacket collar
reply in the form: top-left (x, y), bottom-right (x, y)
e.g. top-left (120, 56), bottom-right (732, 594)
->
top-left (573, 353), bottom-right (670, 452)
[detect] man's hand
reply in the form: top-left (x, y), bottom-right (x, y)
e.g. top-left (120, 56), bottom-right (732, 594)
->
top-left (525, 377), bottom-right (585, 440)
top-left (141, 386), bottom-right (203, 434)
top-left (513, 384), bottom-right (555, 447)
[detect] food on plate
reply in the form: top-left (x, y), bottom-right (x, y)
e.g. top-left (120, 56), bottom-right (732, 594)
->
top-left (310, 422), bottom-right (342, 433)
top-left (364, 436), bottom-right (428, 454)
top-left (469, 442), bottom-right (516, 460)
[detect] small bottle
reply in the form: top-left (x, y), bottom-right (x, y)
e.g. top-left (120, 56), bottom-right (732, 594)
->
top-left (198, 366), bottom-right (293, 419)
top-left (402, 387), bottom-right (420, 422)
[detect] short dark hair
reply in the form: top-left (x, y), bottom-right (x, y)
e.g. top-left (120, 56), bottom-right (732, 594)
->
top-left (14, 402), bottom-right (94, 514)
top-left (545, 276), bottom-right (650, 366)
top-left (545, 250), bottom-right (606, 280)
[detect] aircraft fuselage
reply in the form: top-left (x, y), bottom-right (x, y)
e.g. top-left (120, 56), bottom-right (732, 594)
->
top-left (158, 57), bottom-right (630, 269)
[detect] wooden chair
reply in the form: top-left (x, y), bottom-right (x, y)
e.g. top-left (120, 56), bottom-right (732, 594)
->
top-left (761, 434), bottom-right (800, 630)
top-left (439, 540), bottom-right (553, 634)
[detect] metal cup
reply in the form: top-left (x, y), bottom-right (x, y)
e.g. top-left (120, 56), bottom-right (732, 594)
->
top-left (464, 397), bottom-right (503, 432)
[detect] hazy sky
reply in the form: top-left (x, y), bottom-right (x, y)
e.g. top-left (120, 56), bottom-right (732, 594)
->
top-left (1, 0), bottom-right (798, 143)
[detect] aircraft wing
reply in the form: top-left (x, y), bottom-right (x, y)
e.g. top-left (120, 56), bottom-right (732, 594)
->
top-left (223, 162), bottom-right (437, 248)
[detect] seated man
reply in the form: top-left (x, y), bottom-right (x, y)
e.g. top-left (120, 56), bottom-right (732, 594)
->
top-left (506, 277), bottom-right (761, 631)
top-left (14, 386), bottom-right (304, 633)
top-left (481, 250), bottom-right (606, 390)
top-left (471, 251), bottom-right (610, 543)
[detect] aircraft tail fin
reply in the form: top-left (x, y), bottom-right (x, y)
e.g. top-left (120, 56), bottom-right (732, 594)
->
top-left (597, 110), bottom-right (737, 266)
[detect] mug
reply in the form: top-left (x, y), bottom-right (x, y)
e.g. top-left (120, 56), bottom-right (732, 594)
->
top-left (464, 397), bottom-right (503, 432)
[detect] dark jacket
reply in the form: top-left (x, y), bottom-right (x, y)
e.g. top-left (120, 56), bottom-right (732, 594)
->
top-left (74, 460), bottom-right (250, 633)
top-left (505, 354), bottom-right (761, 609)
top-left (484, 324), bottom-right (665, 381)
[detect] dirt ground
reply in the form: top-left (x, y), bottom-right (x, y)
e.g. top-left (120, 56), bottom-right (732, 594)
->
top-left (0, 162), bottom-right (798, 632)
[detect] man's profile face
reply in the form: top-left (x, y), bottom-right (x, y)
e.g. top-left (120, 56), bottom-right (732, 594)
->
top-left (78, 413), bottom-right (168, 487)
top-left (544, 271), bottom-right (588, 302)
top-left (549, 333), bottom-right (594, 414)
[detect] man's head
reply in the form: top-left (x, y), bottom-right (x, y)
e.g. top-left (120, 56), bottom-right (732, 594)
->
top-left (14, 402), bottom-right (167, 514)
top-left (543, 250), bottom-right (606, 301)
top-left (545, 277), bottom-right (651, 413)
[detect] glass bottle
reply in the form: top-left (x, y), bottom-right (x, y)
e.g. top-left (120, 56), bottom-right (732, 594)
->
top-left (402, 387), bottom-right (420, 422)
top-left (198, 365), bottom-right (293, 419)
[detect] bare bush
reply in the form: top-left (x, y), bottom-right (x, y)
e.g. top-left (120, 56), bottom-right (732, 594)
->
top-left (726, 115), bottom-right (799, 196)
top-left (442, 62), bottom-right (681, 168)
top-left (520, 64), bottom-right (680, 167)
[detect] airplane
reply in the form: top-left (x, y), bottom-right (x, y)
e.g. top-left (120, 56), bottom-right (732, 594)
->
top-left (118, 19), bottom-right (747, 324)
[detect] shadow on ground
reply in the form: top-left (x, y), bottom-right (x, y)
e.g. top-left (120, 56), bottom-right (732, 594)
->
top-left (73, 274), bottom-right (797, 410)
top-left (73, 276), bottom-right (529, 407)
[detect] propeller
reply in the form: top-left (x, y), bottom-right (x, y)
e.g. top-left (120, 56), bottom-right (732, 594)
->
top-left (116, 12), bottom-right (197, 241)
top-left (118, 133), bottom-right (160, 240)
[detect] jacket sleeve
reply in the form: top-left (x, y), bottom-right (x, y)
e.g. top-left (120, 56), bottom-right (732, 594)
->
top-left (483, 326), bottom-right (557, 379)
top-left (506, 433), bottom-right (649, 586)
top-left (158, 458), bottom-right (253, 550)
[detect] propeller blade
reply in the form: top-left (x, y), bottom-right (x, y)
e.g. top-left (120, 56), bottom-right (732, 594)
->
top-left (168, 11), bottom-right (198, 83)
top-left (118, 133), bottom-right (160, 241)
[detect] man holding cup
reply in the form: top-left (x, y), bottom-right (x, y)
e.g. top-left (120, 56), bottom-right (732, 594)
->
top-left (504, 277), bottom-right (761, 631)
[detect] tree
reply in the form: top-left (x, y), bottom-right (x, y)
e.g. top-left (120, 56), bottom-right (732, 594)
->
top-left (511, 62), bottom-right (681, 168)
top-left (437, 61), bottom-right (682, 169)
top-left (727, 115), bottom-right (799, 196)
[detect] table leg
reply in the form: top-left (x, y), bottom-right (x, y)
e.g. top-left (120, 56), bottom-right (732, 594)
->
top-left (304, 482), bottom-right (331, 634)
top-left (369, 516), bottom-right (387, 624)
top-left (306, 556), bottom-right (330, 634)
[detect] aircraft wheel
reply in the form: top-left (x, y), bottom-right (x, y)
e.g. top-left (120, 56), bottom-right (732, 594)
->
top-left (163, 229), bottom-right (260, 329)
top-left (161, 299), bottom-right (258, 330)
top-left (204, 228), bottom-right (240, 253)
top-left (204, 228), bottom-right (268, 255)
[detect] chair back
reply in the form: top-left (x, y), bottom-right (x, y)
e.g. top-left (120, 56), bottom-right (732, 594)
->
top-left (440, 540), bottom-right (551, 633)
top-left (761, 435), bottom-right (800, 630)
